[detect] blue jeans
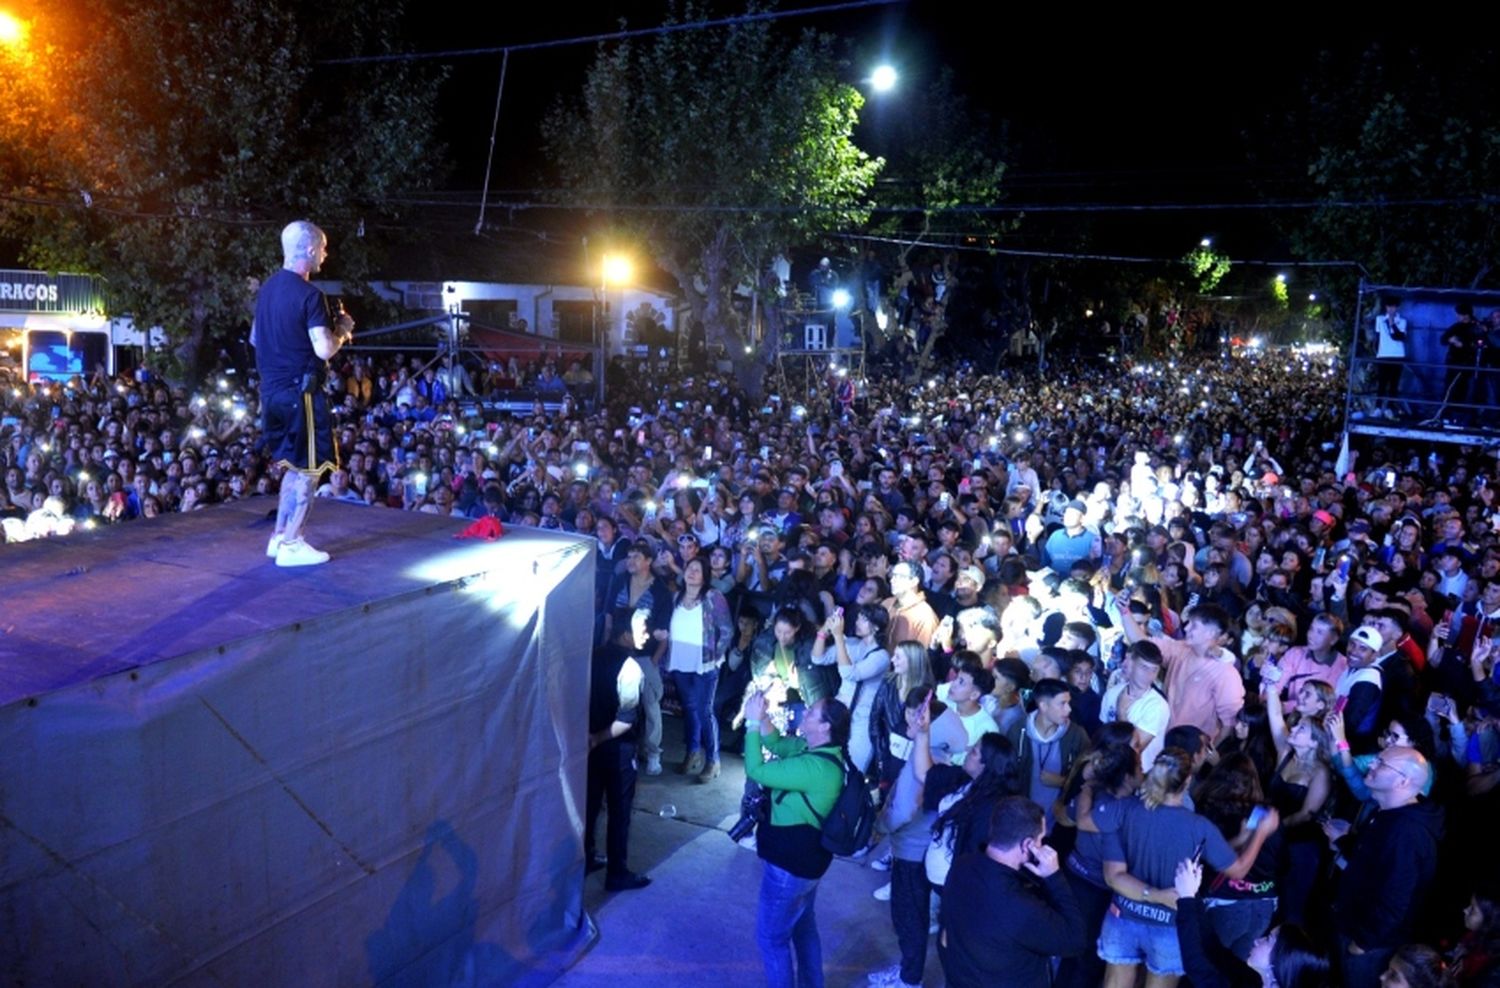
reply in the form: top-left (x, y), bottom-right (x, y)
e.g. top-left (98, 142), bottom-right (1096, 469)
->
top-left (756, 862), bottom-right (823, 988)
top-left (670, 668), bottom-right (720, 763)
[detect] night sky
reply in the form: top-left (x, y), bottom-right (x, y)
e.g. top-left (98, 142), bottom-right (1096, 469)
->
top-left (401, 4), bottom-right (1348, 261)
top-left (2, 3), bottom-right (1482, 282)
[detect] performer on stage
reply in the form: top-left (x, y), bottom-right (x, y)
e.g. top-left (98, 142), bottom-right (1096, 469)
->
top-left (251, 220), bottom-right (354, 567)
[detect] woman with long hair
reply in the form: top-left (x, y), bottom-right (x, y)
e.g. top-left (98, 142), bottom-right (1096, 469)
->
top-left (1219, 699), bottom-right (1280, 791)
top-left (1449, 890), bottom-right (1500, 986)
top-left (1262, 681), bottom-right (1332, 928)
top-left (745, 607), bottom-right (815, 728)
top-left (1057, 740), bottom-right (1141, 988)
top-left (1291, 679), bottom-right (1336, 722)
top-left (813, 602), bottom-right (890, 775)
top-left (868, 641), bottom-right (936, 796)
top-left (1192, 754), bottom-right (1283, 961)
top-left (1098, 748), bottom-right (1282, 988)
top-left (923, 732), bottom-right (1022, 891)
top-left (1380, 944), bottom-right (1455, 988)
top-left (654, 555), bottom-right (734, 782)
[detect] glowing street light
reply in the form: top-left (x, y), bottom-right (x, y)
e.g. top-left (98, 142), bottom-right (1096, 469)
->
top-left (870, 64), bottom-right (898, 93)
top-left (0, 11), bottom-right (28, 49)
top-left (602, 254), bottom-right (632, 285)
top-left (831, 288), bottom-right (851, 310)
top-left (1200, 237), bottom-right (1212, 248)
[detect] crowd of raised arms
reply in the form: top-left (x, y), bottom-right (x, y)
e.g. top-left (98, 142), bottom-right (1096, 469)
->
top-left (4, 337), bottom-right (1498, 988)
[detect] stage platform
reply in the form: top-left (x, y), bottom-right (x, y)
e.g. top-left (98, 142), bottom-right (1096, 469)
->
top-left (0, 502), bottom-right (596, 986)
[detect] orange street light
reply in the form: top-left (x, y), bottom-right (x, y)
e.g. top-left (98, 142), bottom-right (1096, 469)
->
top-left (0, 11), bottom-right (28, 48)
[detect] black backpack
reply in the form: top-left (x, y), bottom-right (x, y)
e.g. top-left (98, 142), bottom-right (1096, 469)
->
top-left (801, 748), bottom-right (877, 857)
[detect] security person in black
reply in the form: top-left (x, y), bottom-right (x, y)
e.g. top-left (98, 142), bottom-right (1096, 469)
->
top-left (252, 220), bottom-right (353, 567)
top-left (586, 606), bottom-right (651, 891)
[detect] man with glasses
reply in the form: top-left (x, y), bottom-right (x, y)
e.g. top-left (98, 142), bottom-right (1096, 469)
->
top-left (1326, 745), bottom-right (1442, 988)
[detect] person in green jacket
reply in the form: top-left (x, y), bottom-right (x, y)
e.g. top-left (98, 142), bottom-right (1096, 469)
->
top-left (743, 690), bottom-right (850, 988)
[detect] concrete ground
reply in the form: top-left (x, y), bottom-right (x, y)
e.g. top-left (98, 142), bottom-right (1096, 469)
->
top-left (556, 715), bottom-right (948, 988)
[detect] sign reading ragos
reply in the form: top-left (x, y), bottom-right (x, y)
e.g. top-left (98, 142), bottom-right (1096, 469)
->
top-left (0, 271), bottom-right (108, 314)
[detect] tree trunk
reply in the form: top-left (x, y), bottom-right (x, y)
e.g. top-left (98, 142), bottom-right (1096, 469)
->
top-left (172, 301), bottom-right (211, 388)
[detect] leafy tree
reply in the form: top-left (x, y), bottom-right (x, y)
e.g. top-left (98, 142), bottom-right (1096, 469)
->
top-left (0, 0), bottom-right (444, 381)
top-left (1260, 43), bottom-right (1500, 319)
top-left (866, 68), bottom-right (1008, 378)
top-left (1183, 241), bottom-right (1232, 293)
top-left (541, 3), bottom-right (881, 391)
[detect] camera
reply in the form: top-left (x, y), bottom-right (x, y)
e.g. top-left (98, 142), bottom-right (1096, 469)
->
top-left (728, 779), bottom-right (769, 842)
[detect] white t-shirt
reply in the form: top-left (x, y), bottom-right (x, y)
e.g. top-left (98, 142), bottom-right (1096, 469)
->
top-left (936, 682), bottom-right (1002, 764)
top-left (1100, 681), bottom-right (1170, 770)
top-left (667, 603), bottom-right (705, 673)
top-left (925, 781), bottom-right (972, 887)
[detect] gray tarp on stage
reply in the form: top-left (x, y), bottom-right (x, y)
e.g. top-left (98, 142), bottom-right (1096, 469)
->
top-left (0, 503), bottom-right (596, 985)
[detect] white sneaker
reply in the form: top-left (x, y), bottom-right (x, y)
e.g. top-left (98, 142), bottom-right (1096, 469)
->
top-left (276, 538), bottom-right (330, 567)
top-left (643, 755), bottom-right (662, 776)
top-left (736, 833), bottom-right (758, 851)
top-left (872, 881), bottom-right (891, 901)
top-left (871, 850), bottom-right (894, 871)
top-left (867, 964), bottom-right (902, 986)
top-left (266, 532), bottom-right (285, 558)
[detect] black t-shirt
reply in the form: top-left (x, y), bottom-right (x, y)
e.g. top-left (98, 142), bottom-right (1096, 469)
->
top-left (1441, 319), bottom-right (1482, 366)
top-left (254, 269), bottom-right (331, 393)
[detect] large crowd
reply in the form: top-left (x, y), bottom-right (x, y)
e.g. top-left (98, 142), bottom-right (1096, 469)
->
top-left (3, 333), bottom-right (1499, 988)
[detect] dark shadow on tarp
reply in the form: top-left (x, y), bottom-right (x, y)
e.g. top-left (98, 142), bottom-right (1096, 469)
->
top-left (366, 821), bottom-right (599, 988)
top-left (366, 821), bottom-right (507, 987)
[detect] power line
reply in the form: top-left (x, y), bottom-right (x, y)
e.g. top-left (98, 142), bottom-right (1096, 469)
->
top-left (374, 192), bottom-right (1500, 215)
top-left (8, 184), bottom-right (1494, 234)
top-left (837, 232), bottom-right (1362, 269)
top-left (317, 0), bottom-right (902, 66)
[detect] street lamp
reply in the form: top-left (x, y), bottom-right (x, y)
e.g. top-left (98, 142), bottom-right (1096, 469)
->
top-left (870, 64), bottom-right (897, 93)
top-left (0, 11), bottom-right (27, 49)
top-left (593, 253), bottom-right (632, 406)
top-left (602, 254), bottom-right (632, 286)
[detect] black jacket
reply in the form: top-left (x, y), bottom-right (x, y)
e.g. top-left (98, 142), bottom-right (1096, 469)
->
top-left (1333, 797), bottom-right (1444, 950)
top-left (1176, 897), bottom-right (1260, 988)
top-left (938, 853), bottom-right (1086, 988)
top-left (868, 677), bottom-right (910, 785)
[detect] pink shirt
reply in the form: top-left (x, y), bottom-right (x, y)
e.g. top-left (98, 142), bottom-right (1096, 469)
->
top-left (1152, 635), bottom-right (1246, 741)
top-left (1276, 647), bottom-right (1348, 712)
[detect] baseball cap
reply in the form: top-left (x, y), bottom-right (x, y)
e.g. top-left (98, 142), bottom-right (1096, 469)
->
top-left (1348, 626), bottom-right (1383, 651)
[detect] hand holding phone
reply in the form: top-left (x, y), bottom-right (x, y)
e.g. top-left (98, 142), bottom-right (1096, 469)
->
top-left (1426, 693), bottom-right (1457, 722)
top-left (1173, 857), bottom-right (1203, 898)
top-left (1321, 816), bottom-right (1350, 844)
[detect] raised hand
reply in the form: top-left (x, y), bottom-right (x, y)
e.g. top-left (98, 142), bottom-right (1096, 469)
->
top-left (1173, 857), bottom-right (1203, 898)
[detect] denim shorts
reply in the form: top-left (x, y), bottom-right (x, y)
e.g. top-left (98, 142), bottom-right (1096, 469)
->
top-left (1097, 909), bottom-right (1184, 977)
